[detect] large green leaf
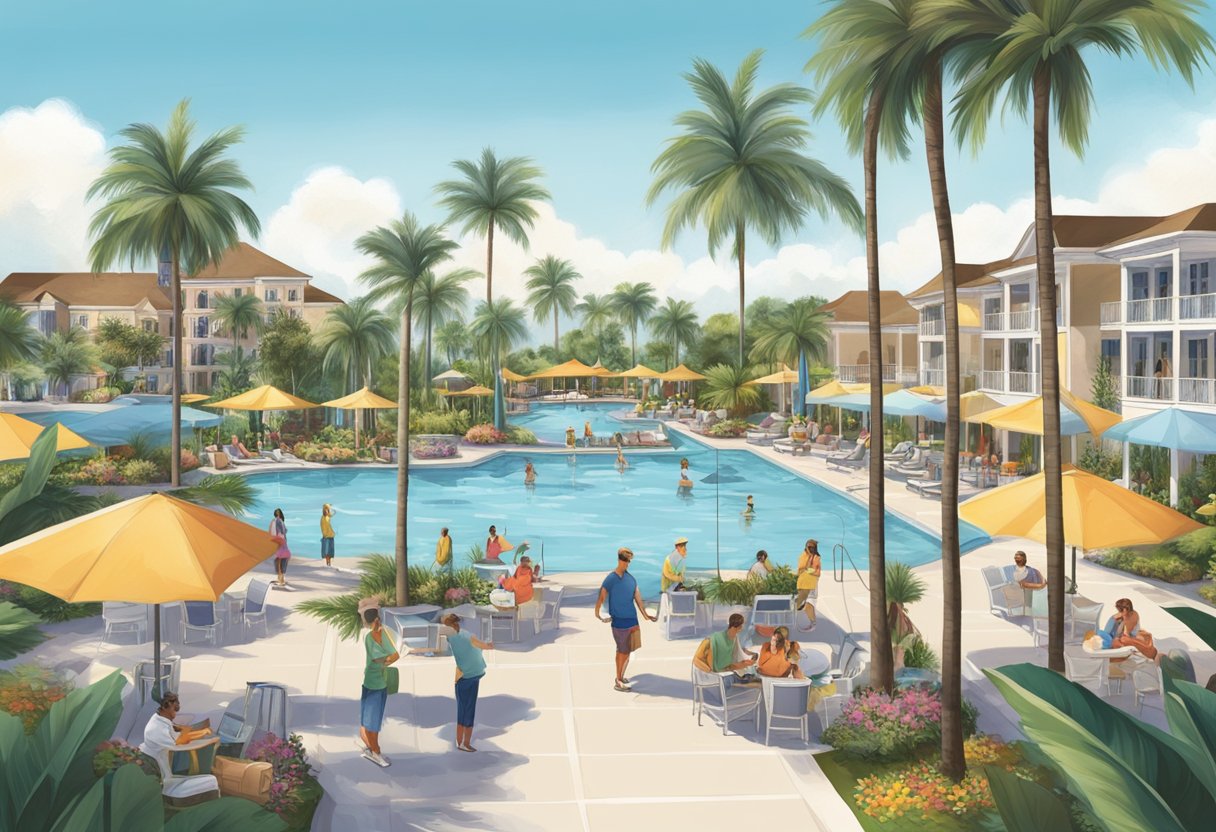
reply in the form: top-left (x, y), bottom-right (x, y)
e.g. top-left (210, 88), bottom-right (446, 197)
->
top-left (164, 798), bottom-right (286, 832)
top-left (0, 710), bottom-right (36, 831)
top-left (0, 600), bottom-right (44, 658)
top-left (1164, 674), bottom-right (1216, 762)
top-left (1163, 606), bottom-right (1216, 653)
top-left (985, 765), bottom-right (1073, 832)
top-left (995, 663), bottom-right (1216, 824)
top-left (985, 667), bottom-right (1188, 832)
top-left (0, 424), bottom-right (60, 522)
top-left (49, 764), bottom-right (164, 832)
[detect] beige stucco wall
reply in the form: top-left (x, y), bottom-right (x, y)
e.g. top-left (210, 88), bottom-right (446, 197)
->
top-left (1069, 263), bottom-right (1120, 396)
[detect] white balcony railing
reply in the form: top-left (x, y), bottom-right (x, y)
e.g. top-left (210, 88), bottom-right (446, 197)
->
top-left (983, 313), bottom-right (1004, 332)
top-left (1008, 371), bottom-right (1040, 394)
top-left (1126, 375), bottom-right (1174, 400)
top-left (920, 368), bottom-right (944, 387)
top-left (1008, 309), bottom-right (1033, 330)
top-left (1179, 377), bottom-right (1215, 404)
top-left (1179, 293), bottom-right (1216, 320)
top-left (1100, 301), bottom-right (1122, 326)
top-left (836, 364), bottom-right (916, 383)
top-left (1127, 297), bottom-right (1173, 324)
top-left (979, 370), bottom-right (1006, 392)
top-left (920, 319), bottom-right (945, 337)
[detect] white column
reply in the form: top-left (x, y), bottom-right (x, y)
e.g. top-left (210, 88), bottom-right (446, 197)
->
top-left (1170, 447), bottom-right (1180, 506)
top-left (1172, 249), bottom-right (1182, 402)
top-left (1122, 441), bottom-right (1131, 487)
top-left (897, 333), bottom-right (904, 382)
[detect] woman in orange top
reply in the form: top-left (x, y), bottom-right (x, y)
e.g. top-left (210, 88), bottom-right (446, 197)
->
top-left (499, 556), bottom-right (535, 605)
top-left (757, 626), bottom-right (804, 679)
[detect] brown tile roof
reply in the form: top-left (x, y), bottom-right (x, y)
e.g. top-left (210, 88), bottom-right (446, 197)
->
top-left (304, 285), bottom-right (344, 304)
top-left (907, 260), bottom-right (1011, 298)
top-left (820, 290), bottom-right (918, 326)
top-left (1050, 214), bottom-right (1164, 248)
top-left (189, 242), bottom-right (309, 280)
top-left (0, 272), bottom-right (171, 310)
top-left (1101, 203), bottom-right (1216, 248)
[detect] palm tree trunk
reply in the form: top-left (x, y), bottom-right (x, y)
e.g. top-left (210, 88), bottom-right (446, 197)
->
top-left (1033, 66), bottom-right (1065, 674)
top-left (396, 295), bottom-right (414, 606)
top-left (485, 225), bottom-right (495, 304)
top-left (924, 56), bottom-right (964, 781)
top-left (863, 93), bottom-right (893, 694)
top-left (737, 221), bottom-right (746, 366)
top-left (554, 316), bottom-right (560, 357)
top-left (425, 317), bottom-right (434, 405)
top-left (170, 249), bottom-right (182, 488)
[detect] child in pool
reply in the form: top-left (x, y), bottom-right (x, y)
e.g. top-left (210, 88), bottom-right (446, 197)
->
top-left (742, 495), bottom-right (755, 517)
top-left (524, 461), bottom-right (536, 485)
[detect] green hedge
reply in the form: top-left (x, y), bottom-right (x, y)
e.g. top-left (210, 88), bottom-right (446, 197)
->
top-left (1095, 549), bottom-right (1205, 583)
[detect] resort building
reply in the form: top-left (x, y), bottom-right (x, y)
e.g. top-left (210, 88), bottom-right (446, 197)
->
top-left (0, 243), bottom-right (343, 396)
top-left (819, 290), bottom-right (918, 385)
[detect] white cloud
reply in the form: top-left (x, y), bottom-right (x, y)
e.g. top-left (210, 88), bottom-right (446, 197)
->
top-left (0, 99), bottom-right (105, 271)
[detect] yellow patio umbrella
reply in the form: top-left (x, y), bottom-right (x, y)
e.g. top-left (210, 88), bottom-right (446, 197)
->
top-left (180, 393), bottom-right (210, 404)
top-left (209, 384), bottom-right (319, 411)
top-left (908, 385), bottom-right (946, 397)
top-left (659, 363), bottom-right (707, 382)
top-left (526, 359), bottom-right (600, 379)
top-left (447, 385), bottom-right (494, 397)
top-left (615, 363), bottom-right (661, 399)
top-left (500, 368), bottom-right (527, 383)
top-left (0, 413), bottom-right (91, 461)
top-left (747, 365), bottom-right (797, 414)
top-left (0, 493), bottom-right (278, 697)
top-left (960, 464), bottom-right (1204, 590)
top-left (321, 387), bottom-right (398, 450)
top-left (968, 389), bottom-right (1120, 437)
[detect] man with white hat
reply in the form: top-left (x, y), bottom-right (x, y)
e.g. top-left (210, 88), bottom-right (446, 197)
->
top-left (661, 536), bottom-right (689, 593)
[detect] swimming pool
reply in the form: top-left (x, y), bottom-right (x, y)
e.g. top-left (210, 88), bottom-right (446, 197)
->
top-left (509, 401), bottom-right (658, 444)
top-left (242, 439), bottom-right (989, 590)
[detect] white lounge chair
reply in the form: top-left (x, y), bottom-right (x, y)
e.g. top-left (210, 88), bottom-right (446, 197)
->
top-left (883, 441), bottom-right (914, 462)
top-left (759, 678), bottom-right (813, 745)
top-left (826, 443), bottom-right (867, 471)
top-left (181, 602), bottom-right (222, 646)
top-left (692, 667), bottom-right (761, 736)
top-left (817, 693), bottom-right (849, 731)
top-left (1064, 648), bottom-right (1109, 695)
top-left (103, 601), bottom-right (147, 644)
top-left (661, 591), bottom-right (699, 639)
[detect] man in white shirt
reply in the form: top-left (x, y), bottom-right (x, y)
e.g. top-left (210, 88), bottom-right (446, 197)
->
top-left (140, 691), bottom-right (185, 759)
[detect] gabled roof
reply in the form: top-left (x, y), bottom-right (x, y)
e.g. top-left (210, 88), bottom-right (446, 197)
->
top-left (0, 272), bottom-right (171, 310)
top-left (1102, 203), bottom-right (1216, 248)
top-left (1051, 215), bottom-right (1165, 248)
top-left (819, 290), bottom-right (918, 326)
top-left (907, 260), bottom-right (1011, 299)
top-left (189, 242), bottom-right (309, 280)
top-left (304, 285), bottom-right (343, 304)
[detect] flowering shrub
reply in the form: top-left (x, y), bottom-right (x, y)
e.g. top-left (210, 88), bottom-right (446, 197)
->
top-left (119, 459), bottom-right (160, 485)
top-left (444, 587), bottom-right (470, 605)
top-left (411, 436), bottom-right (459, 459)
top-left (854, 736), bottom-right (1033, 822)
top-left (70, 458), bottom-right (125, 486)
top-left (247, 732), bottom-right (315, 818)
top-left (92, 738), bottom-right (158, 778)
top-left (708, 418), bottom-right (750, 438)
top-left (464, 424), bottom-right (507, 445)
top-left (294, 443), bottom-right (358, 464)
top-left (0, 665), bottom-right (73, 733)
top-left (180, 449), bottom-right (201, 472)
top-left (821, 687), bottom-right (977, 761)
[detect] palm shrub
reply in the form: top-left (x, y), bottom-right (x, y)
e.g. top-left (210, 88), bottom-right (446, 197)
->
top-left (885, 561), bottom-right (926, 640)
top-left (902, 636), bottom-right (940, 672)
top-left (699, 364), bottom-right (761, 417)
top-left (760, 565), bottom-right (798, 595)
top-left (0, 602), bottom-right (44, 659)
top-left (703, 575), bottom-right (758, 607)
top-left (173, 474), bottom-right (258, 515)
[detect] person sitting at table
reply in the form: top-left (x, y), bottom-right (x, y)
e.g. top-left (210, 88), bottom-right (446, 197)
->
top-left (1108, 597), bottom-right (1158, 660)
top-left (1012, 551), bottom-right (1047, 590)
top-left (747, 549), bottom-right (772, 581)
top-left (758, 626), bottom-right (805, 679)
top-left (499, 555), bottom-right (536, 605)
top-left (140, 691), bottom-right (217, 796)
top-left (692, 613), bottom-right (757, 684)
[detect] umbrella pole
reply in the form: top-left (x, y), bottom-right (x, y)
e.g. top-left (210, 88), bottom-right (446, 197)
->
top-left (355, 407), bottom-right (361, 451)
top-left (152, 602), bottom-right (162, 703)
top-left (1069, 546), bottom-right (1077, 595)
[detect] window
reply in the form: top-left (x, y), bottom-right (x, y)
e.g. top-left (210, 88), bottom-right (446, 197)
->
top-left (196, 290), bottom-right (208, 309)
top-left (164, 349), bottom-right (174, 367)
top-left (287, 288), bottom-right (299, 302)
top-left (234, 288), bottom-right (243, 297)
top-left (1189, 262), bottom-right (1210, 295)
top-left (289, 308), bottom-right (300, 319)
top-left (1130, 271), bottom-right (1150, 300)
top-left (141, 319), bottom-right (157, 333)
top-left (1157, 268), bottom-right (1172, 299)
top-left (74, 314), bottom-right (89, 329)
top-left (264, 289), bottom-right (279, 302)
top-left (194, 316), bottom-right (209, 339)
top-left (1187, 338), bottom-right (1209, 379)
top-left (983, 297), bottom-right (1002, 315)
top-left (1101, 338), bottom-right (1121, 368)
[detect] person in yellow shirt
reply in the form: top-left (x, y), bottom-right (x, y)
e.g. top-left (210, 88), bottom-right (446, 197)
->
top-left (435, 527), bottom-right (453, 572)
top-left (320, 504), bottom-right (336, 567)
top-left (661, 537), bottom-right (689, 592)
top-left (796, 539), bottom-right (821, 632)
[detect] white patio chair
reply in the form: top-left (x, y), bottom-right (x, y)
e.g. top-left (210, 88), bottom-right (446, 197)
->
top-left (103, 601), bottom-right (148, 644)
top-left (1069, 599), bottom-right (1103, 642)
top-left (1063, 649), bottom-right (1108, 695)
top-left (1133, 662), bottom-right (1164, 715)
top-left (134, 656), bottom-right (181, 705)
top-left (181, 602), bottom-right (222, 646)
top-left (751, 594), bottom-right (795, 634)
top-left (536, 585), bottom-right (564, 633)
top-left (240, 578), bottom-right (271, 638)
top-left (830, 638), bottom-right (868, 695)
top-left (1031, 616), bottom-right (1050, 647)
top-left (817, 693), bottom-right (849, 731)
top-left (662, 591), bottom-right (699, 639)
top-left (981, 566), bottom-right (1024, 618)
top-left (148, 736), bottom-right (220, 807)
top-left (691, 666), bottom-right (761, 736)
top-left (759, 678), bottom-right (812, 746)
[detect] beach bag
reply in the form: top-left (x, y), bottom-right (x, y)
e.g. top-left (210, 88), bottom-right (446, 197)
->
top-left (213, 755), bottom-right (273, 805)
top-left (385, 632), bottom-right (400, 694)
top-left (629, 627), bottom-right (642, 651)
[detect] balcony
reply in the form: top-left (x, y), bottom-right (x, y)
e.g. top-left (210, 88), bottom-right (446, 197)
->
top-left (983, 312), bottom-right (1004, 332)
top-left (920, 368), bottom-right (944, 387)
top-left (1126, 375), bottom-right (1174, 400)
top-left (1178, 377), bottom-right (1216, 404)
top-left (1180, 293), bottom-right (1216, 320)
top-left (1100, 302), bottom-right (1122, 326)
top-left (1008, 371), bottom-right (1039, 394)
top-left (979, 370), bottom-right (1006, 392)
top-left (1008, 309), bottom-right (1033, 331)
top-left (1126, 297), bottom-right (1173, 324)
top-left (837, 364), bottom-right (918, 384)
top-left (920, 319), bottom-right (944, 337)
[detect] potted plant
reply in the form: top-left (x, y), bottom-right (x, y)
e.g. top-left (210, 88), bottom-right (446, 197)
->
top-left (789, 413), bottom-right (809, 442)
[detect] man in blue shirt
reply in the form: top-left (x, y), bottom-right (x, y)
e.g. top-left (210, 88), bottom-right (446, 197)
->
top-left (442, 613), bottom-right (494, 752)
top-left (595, 547), bottom-right (657, 692)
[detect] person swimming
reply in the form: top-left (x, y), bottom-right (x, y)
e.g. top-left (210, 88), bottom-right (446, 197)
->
top-left (583, 420), bottom-right (593, 447)
top-left (565, 426), bottom-right (576, 449)
top-left (524, 461), bottom-right (536, 485)
top-left (742, 495), bottom-right (755, 516)
top-left (616, 445), bottom-right (628, 469)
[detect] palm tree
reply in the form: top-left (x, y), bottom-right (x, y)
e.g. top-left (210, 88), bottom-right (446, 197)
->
top-left (699, 364), bottom-right (761, 417)
top-left (315, 296), bottom-right (396, 392)
top-left (470, 297), bottom-right (529, 368)
top-left (609, 282), bottom-right (658, 366)
top-left (649, 298), bottom-right (701, 366)
top-left (748, 298), bottom-right (829, 368)
top-left (435, 319), bottom-right (470, 367)
top-left (356, 212), bottom-right (459, 606)
top-left (212, 346), bottom-right (256, 399)
top-left (648, 49), bottom-right (863, 365)
top-left (575, 293), bottom-right (615, 337)
top-left (0, 300), bottom-right (40, 399)
top-left (927, 0), bottom-right (1211, 677)
top-left (413, 269), bottom-right (476, 391)
top-left (41, 330), bottom-right (97, 398)
top-left (435, 148), bottom-right (551, 303)
top-left (87, 99), bottom-right (260, 487)
top-left (525, 256), bottom-right (581, 355)
top-left (212, 292), bottom-right (263, 354)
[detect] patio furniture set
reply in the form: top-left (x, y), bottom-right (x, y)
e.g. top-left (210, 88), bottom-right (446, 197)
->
top-left (380, 583), bottom-right (565, 652)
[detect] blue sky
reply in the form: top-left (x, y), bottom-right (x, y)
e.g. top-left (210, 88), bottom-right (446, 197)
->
top-left (4, 0), bottom-right (1216, 305)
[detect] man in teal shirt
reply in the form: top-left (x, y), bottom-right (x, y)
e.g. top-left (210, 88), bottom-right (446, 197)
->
top-left (442, 613), bottom-right (493, 752)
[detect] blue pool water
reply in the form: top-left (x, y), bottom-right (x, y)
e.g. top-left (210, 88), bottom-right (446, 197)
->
top-left (242, 437), bottom-right (989, 590)
top-left (509, 401), bottom-right (658, 444)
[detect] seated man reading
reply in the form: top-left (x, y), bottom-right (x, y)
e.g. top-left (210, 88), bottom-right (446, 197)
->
top-left (692, 613), bottom-right (757, 684)
top-left (1012, 550), bottom-right (1047, 590)
top-left (140, 691), bottom-right (218, 802)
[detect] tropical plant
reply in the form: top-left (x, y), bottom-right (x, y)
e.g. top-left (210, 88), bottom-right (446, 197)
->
top-left (1091, 355), bottom-right (1120, 413)
top-left (575, 292), bottom-right (616, 337)
top-left (315, 296), bottom-right (396, 394)
top-left (0, 300), bottom-right (39, 398)
top-left (885, 561), bottom-right (926, 640)
top-left (212, 291), bottom-right (263, 353)
top-left (928, 0), bottom-right (1211, 682)
top-left (748, 297), bottom-right (829, 368)
top-left (212, 346), bottom-right (257, 399)
top-left (259, 311), bottom-right (322, 396)
top-left (0, 602), bottom-right (43, 659)
top-left (172, 474), bottom-right (258, 515)
top-left (702, 575), bottom-right (759, 607)
top-left (434, 319), bottom-right (470, 367)
top-left (821, 685), bottom-right (976, 761)
top-left (413, 269), bottom-right (476, 389)
top-left (648, 49), bottom-right (863, 365)
top-left (88, 99), bottom-right (260, 486)
top-left (40, 330), bottom-right (97, 398)
top-left (609, 281), bottom-right (658, 367)
top-left (435, 147), bottom-right (550, 302)
top-left (525, 255), bottom-right (581, 354)
top-left (357, 212), bottom-right (459, 606)
top-left (470, 297), bottom-right (529, 429)
top-left (649, 298), bottom-right (701, 367)
top-left (698, 364), bottom-right (761, 417)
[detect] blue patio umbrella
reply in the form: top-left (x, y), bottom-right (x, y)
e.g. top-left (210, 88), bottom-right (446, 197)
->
top-left (24, 403), bottom-right (220, 446)
top-left (795, 351), bottom-right (810, 418)
top-left (811, 392), bottom-right (871, 411)
top-left (883, 389), bottom-right (947, 421)
top-left (1102, 407), bottom-right (1216, 453)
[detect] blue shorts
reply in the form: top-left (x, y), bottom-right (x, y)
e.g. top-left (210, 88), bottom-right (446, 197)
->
top-left (321, 537), bottom-right (335, 557)
top-left (455, 674), bottom-right (482, 727)
top-left (360, 685), bottom-right (387, 732)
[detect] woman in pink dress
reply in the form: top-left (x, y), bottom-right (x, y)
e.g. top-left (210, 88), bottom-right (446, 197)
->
top-left (270, 508), bottom-right (292, 585)
top-left (485, 525), bottom-right (503, 563)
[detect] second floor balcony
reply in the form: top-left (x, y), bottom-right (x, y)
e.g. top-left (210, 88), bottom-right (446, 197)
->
top-left (836, 364), bottom-right (918, 385)
top-left (920, 318), bottom-right (944, 337)
top-left (1008, 371), bottom-right (1040, 395)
